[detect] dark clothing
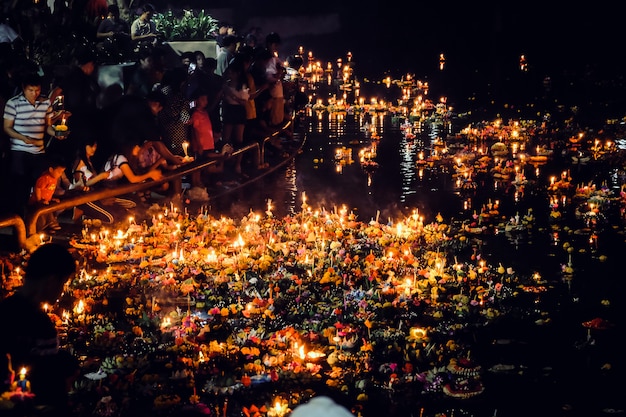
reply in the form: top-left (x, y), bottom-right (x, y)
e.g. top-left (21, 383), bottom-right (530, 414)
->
top-left (53, 65), bottom-right (100, 116)
top-left (157, 84), bottom-right (190, 155)
top-left (222, 102), bottom-right (247, 124)
top-left (97, 17), bottom-right (131, 57)
top-left (97, 95), bottom-right (161, 169)
top-left (50, 65), bottom-right (101, 163)
top-left (97, 16), bottom-right (130, 37)
top-left (0, 293), bottom-right (77, 410)
top-left (6, 150), bottom-right (46, 218)
top-left (126, 64), bottom-right (157, 98)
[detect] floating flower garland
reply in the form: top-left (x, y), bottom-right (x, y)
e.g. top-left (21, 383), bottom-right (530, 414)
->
top-left (0, 202), bottom-right (571, 416)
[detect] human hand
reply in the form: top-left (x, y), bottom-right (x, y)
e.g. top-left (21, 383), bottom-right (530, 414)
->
top-left (25, 136), bottom-right (44, 145)
top-left (50, 110), bottom-right (72, 123)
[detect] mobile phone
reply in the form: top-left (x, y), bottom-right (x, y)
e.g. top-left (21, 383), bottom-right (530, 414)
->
top-left (188, 63), bottom-right (196, 74)
top-left (189, 100), bottom-right (196, 109)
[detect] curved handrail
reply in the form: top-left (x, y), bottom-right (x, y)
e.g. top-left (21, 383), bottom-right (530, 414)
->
top-left (24, 117), bottom-right (295, 238)
top-left (0, 214), bottom-right (27, 250)
top-left (25, 142), bottom-right (258, 237)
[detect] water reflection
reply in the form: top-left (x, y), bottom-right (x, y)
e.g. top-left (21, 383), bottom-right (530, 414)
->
top-left (221, 111), bottom-right (460, 223)
top-left (399, 134), bottom-right (418, 201)
top-left (217, 108), bottom-right (619, 245)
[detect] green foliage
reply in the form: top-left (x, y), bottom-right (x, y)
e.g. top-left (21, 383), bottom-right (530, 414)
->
top-left (153, 9), bottom-right (219, 41)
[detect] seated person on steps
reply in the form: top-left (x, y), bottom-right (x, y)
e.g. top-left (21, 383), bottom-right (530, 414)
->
top-left (69, 136), bottom-right (137, 224)
top-left (28, 155), bottom-right (67, 234)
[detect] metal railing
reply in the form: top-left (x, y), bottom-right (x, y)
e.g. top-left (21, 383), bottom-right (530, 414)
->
top-left (25, 141), bottom-right (261, 237)
top-left (0, 214), bottom-right (27, 250)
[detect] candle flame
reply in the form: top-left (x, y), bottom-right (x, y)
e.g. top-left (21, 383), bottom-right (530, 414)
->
top-left (298, 345), bottom-right (305, 359)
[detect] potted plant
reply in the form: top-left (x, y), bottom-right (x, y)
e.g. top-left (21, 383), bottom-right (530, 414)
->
top-left (153, 9), bottom-right (219, 41)
top-left (153, 9), bottom-right (219, 58)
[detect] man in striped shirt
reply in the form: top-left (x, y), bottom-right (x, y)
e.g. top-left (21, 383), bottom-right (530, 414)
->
top-left (3, 72), bottom-right (57, 217)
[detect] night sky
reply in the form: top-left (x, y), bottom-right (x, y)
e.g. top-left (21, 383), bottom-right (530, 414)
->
top-left (103, 1), bottom-right (623, 81)
top-left (186, 0), bottom-right (624, 114)
top-left (204, 1), bottom-right (623, 78)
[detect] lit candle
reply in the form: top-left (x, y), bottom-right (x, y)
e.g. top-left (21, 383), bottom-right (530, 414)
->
top-left (266, 199), bottom-right (273, 217)
top-left (182, 141), bottom-right (189, 158)
top-left (16, 367), bottom-right (29, 392)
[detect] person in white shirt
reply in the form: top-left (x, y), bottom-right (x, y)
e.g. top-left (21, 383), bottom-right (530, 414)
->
top-left (3, 72), bottom-right (58, 217)
top-left (216, 34), bottom-right (239, 76)
top-left (131, 4), bottom-right (158, 51)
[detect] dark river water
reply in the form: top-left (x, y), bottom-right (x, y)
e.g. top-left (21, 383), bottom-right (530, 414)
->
top-left (2, 105), bottom-right (621, 417)
top-left (209, 110), bottom-right (626, 416)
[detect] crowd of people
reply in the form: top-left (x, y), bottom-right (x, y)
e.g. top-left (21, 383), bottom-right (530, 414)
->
top-left (1, 2), bottom-right (304, 234)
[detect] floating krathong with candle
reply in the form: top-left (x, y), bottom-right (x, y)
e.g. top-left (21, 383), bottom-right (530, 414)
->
top-left (442, 356), bottom-right (484, 399)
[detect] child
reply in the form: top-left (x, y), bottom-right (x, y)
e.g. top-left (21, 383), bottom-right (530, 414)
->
top-left (28, 155), bottom-right (67, 233)
top-left (187, 90), bottom-right (232, 201)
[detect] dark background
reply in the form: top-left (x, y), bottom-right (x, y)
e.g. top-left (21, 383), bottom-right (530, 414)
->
top-left (158, 1), bottom-right (626, 121)
top-left (164, 1), bottom-right (623, 77)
